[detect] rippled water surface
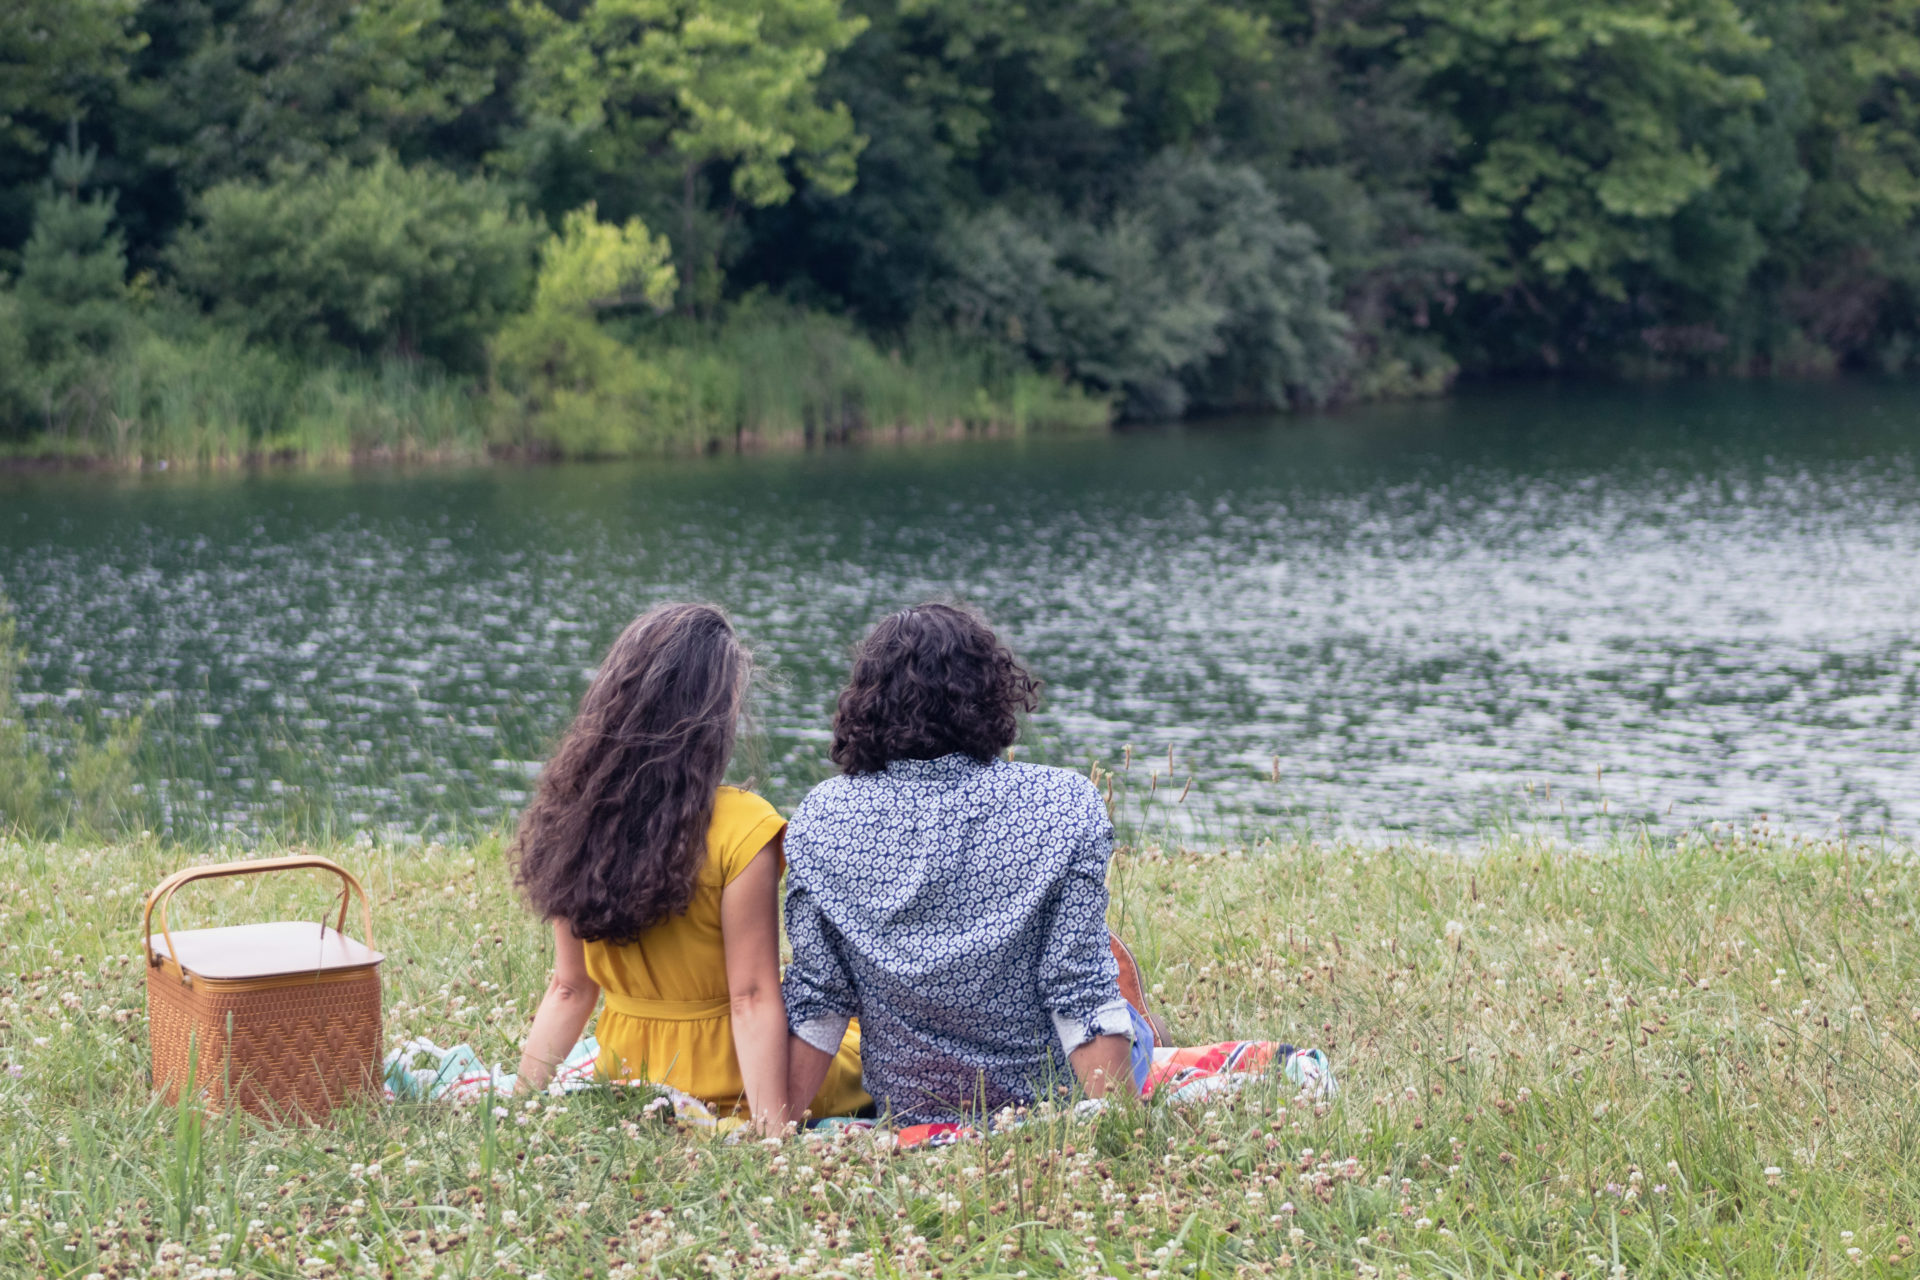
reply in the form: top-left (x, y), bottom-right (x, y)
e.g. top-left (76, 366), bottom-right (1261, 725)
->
top-left (3, 380), bottom-right (1917, 842)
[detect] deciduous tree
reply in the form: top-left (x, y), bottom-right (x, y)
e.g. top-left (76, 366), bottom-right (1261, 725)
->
top-left (517, 0), bottom-right (867, 305)
top-left (169, 154), bottom-right (539, 368)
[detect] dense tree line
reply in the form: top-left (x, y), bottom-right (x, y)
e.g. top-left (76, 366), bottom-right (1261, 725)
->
top-left (4, 0), bottom-right (1920, 450)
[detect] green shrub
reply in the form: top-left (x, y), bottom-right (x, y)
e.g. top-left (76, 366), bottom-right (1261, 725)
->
top-left (489, 206), bottom-right (682, 456)
top-left (932, 153), bottom-right (1353, 419)
top-left (1345, 331), bottom-right (1459, 401)
top-left (495, 286), bottom-right (1107, 458)
top-left (493, 310), bottom-right (679, 456)
top-left (169, 154), bottom-right (541, 370)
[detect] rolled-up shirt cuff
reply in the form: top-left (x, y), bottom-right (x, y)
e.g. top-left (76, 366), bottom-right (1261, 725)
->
top-left (1052, 998), bottom-right (1135, 1057)
top-left (792, 1012), bottom-right (852, 1056)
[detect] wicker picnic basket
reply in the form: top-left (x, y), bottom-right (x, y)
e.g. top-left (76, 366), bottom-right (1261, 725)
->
top-left (1109, 931), bottom-right (1172, 1047)
top-left (144, 855), bottom-right (384, 1120)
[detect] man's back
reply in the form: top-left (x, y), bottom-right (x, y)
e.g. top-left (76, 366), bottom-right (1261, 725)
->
top-left (782, 753), bottom-right (1131, 1123)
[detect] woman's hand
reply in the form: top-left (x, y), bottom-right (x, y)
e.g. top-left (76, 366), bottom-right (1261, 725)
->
top-left (516, 918), bottom-right (600, 1094)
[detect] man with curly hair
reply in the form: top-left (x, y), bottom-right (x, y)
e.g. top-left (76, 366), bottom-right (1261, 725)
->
top-left (781, 603), bottom-right (1135, 1126)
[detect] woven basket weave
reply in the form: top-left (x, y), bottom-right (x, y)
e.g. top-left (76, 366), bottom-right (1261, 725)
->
top-left (1109, 931), bottom-right (1172, 1047)
top-left (144, 856), bottom-right (383, 1120)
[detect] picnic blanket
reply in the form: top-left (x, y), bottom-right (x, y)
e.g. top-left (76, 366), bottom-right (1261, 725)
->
top-left (874, 1038), bottom-right (1336, 1150)
top-left (382, 1036), bottom-right (733, 1132)
top-left (382, 1018), bottom-right (1334, 1150)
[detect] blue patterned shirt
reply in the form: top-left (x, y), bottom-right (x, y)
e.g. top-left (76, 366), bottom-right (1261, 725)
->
top-left (781, 754), bottom-right (1132, 1124)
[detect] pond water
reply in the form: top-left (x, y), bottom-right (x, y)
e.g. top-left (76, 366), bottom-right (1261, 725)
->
top-left (3, 379), bottom-right (1918, 844)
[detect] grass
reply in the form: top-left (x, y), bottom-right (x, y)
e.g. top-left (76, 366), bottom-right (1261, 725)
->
top-left (629, 311), bottom-right (1109, 452)
top-left (3, 821), bottom-right (1918, 1278)
top-left (2, 309), bottom-right (1108, 469)
top-left (489, 307), bottom-right (1108, 460)
top-left (0, 332), bottom-right (497, 468)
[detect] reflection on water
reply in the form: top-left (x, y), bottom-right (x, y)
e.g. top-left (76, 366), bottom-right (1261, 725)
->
top-left (2, 378), bottom-right (1917, 842)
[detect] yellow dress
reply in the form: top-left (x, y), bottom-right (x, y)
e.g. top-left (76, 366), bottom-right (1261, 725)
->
top-left (582, 787), bottom-right (869, 1118)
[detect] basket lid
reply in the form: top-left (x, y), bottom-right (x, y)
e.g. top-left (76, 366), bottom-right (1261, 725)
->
top-left (150, 922), bottom-right (384, 980)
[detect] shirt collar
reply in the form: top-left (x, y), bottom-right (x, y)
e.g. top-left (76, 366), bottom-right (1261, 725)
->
top-left (882, 753), bottom-right (992, 780)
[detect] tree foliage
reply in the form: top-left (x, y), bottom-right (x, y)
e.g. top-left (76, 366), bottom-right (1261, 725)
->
top-left (531, 206), bottom-right (679, 317)
top-left (0, 0), bottom-right (141, 152)
top-left (1756, 0), bottom-right (1920, 364)
top-left (7, 0), bottom-right (1920, 441)
top-left (0, 0), bottom-right (142, 258)
top-left (168, 154), bottom-right (539, 368)
top-left (16, 145), bottom-right (130, 368)
top-left (490, 206), bottom-right (680, 454)
top-left (516, 0), bottom-right (866, 302)
top-left (934, 154), bottom-right (1349, 417)
top-left (1400, 0), bottom-right (1767, 293)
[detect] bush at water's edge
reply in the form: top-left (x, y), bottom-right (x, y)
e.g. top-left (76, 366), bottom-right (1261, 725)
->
top-left (0, 306), bottom-right (1107, 468)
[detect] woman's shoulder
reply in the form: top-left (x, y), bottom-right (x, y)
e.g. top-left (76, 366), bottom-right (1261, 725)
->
top-left (713, 784), bottom-right (780, 820)
top-left (711, 786), bottom-right (785, 842)
top-left (709, 787), bottom-right (787, 881)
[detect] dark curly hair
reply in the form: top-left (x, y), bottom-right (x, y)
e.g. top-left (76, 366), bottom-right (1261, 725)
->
top-left (511, 603), bottom-right (749, 942)
top-left (829, 603), bottom-right (1041, 775)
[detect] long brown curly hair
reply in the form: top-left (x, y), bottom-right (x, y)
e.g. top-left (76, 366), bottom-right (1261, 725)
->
top-left (829, 602), bottom-right (1041, 775)
top-left (511, 602), bottom-right (749, 942)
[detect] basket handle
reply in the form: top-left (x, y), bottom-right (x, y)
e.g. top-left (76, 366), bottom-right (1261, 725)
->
top-left (143, 855), bottom-right (375, 973)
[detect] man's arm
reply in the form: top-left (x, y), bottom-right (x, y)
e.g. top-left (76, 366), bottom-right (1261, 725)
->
top-left (1037, 787), bottom-right (1136, 1098)
top-left (1069, 1032), bottom-right (1132, 1098)
top-left (781, 876), bottom-right (857, 1121)
top-left (786, 1037), bottom-right (837, 1119)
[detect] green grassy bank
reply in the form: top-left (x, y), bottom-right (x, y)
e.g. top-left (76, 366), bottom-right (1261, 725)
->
top-left (0, 310), bottom-right (1107, 470)
top-left (3, 827), bottom-right (1916, 1278)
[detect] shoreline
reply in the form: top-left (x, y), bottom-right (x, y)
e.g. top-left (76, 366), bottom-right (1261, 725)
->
top-left (0, 415), bottom-right (1107, 475)
top-left (9, 363), bottom-right (1907, 477)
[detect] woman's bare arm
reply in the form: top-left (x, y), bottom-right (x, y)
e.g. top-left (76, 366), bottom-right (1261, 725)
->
top-left (721, 841), bottom-right (791, 1135)
top-left (517, 918), bottom-right (601, 1093)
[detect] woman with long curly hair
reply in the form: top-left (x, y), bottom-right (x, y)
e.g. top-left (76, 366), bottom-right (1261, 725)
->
top-left (780, 602), bottom-right (1137, 1125)
top-left (512, 603), bottom-right (865, 1132)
